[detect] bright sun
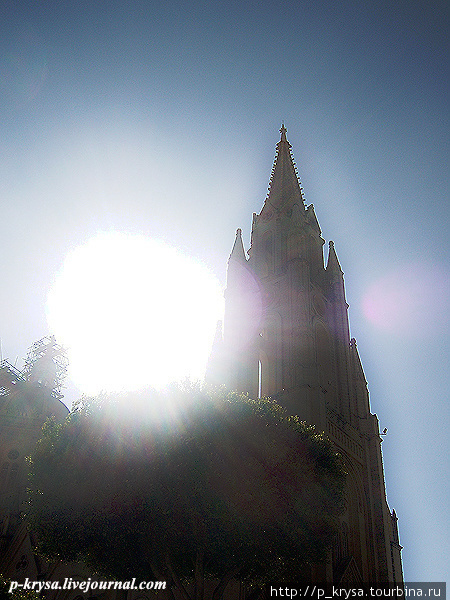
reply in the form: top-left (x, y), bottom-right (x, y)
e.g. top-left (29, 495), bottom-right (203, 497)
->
top-left (47, 232), bottom-right (224, 394)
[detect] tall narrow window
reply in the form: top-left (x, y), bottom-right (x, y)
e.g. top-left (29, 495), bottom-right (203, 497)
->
top-left (260, 231), bottom-right (273, 276)
top-left (258, 359), bottom-right (262, 398)
top-left (0, 462), bottom-right (9, 493)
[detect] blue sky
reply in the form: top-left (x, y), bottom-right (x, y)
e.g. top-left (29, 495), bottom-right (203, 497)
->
top-left (1, 0), bottom-right (449, 581)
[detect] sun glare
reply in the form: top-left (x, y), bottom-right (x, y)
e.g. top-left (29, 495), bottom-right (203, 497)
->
top-left (47, 232), bottom-right (224, 394)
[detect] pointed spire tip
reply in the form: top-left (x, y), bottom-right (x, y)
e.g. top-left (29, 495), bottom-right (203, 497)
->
top-left (279, 123), bottom-right (287, 142)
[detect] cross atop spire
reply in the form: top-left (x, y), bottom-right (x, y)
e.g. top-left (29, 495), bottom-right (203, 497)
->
top-left (280, 123), bottom-right (287, 142)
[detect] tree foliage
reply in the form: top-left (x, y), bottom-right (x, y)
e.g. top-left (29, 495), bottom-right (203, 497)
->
top-left (0, 576), bottom-right (40, 600)
top-left (27, 383), bottom-right (345, 599)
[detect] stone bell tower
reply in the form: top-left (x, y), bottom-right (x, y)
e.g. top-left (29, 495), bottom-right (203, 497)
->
top-left (208, 125), bottom-right (403, 583)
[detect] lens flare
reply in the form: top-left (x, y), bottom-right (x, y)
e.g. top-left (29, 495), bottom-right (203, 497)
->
top-left (362, 262), bottom-right (449, 337)
top-left (47, 232), bottom-right (224, 393)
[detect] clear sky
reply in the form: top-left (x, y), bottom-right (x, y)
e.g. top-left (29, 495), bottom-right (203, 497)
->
top-left (1, 0), bottom-right (449, 582)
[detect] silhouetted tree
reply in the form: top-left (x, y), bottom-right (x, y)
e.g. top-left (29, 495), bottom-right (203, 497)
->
top-left (27, 383), bottom-right (345, 599)
top-left (0, 575), bottom-right (40, 600)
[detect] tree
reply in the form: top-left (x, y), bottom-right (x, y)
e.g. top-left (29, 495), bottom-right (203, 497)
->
top-left (0, 575), bottom-right (40, 600)
top-left (27, 383), bottom-right (345, 599)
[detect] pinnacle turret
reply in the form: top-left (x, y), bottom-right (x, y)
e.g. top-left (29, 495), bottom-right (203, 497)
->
top-left (350, 338), bottom-right (367, 384)
top-left (228, 228), bottom-right (247, 263)
top-left (326, 240), bottom-right (343, 276)
top-left (226, 228), bottom-right (250, 290)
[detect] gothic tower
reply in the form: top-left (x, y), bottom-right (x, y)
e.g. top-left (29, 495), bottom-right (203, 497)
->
top-left (208, 126), bottom-right (403, 583)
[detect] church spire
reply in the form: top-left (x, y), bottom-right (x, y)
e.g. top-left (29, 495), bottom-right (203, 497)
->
top-left (263, 124), bottom-right (306, 212)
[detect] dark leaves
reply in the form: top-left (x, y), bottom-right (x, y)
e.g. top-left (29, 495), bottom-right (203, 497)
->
top-left (27, 384), bottom-right (345, 588)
